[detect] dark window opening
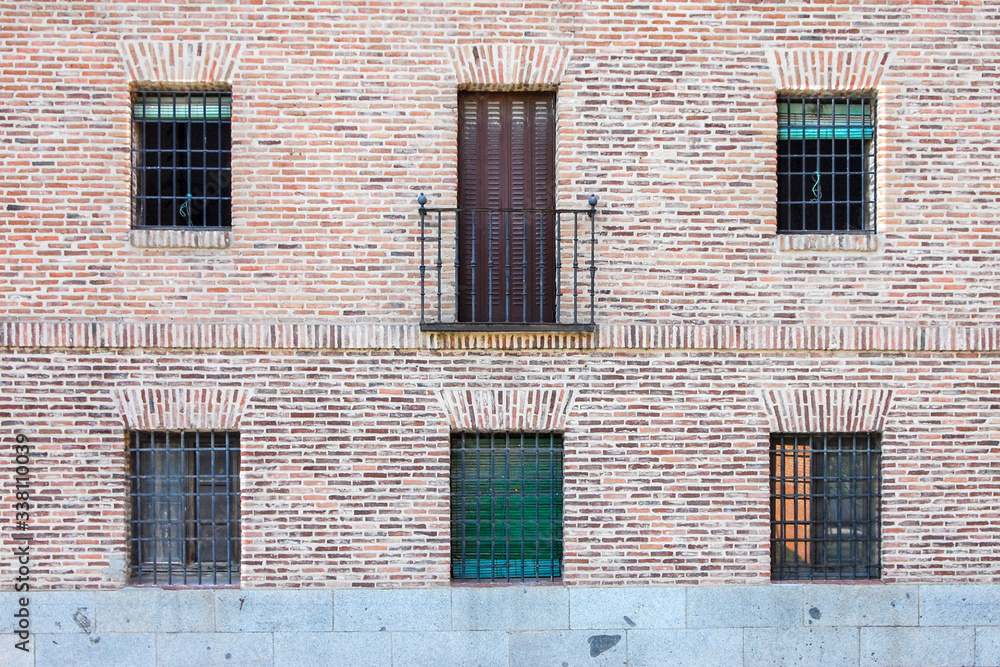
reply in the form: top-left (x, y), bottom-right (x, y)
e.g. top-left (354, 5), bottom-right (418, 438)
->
top-left (450, 432), bottom-right (563, 582)
top-left (128, 431), bottom-right (240, 586)
top-left (132, 91), bottom-right (232, 228)
top-left (770, 432), bottom-right (881, 581)
top-left (777, 97), bottom-right (876, 233)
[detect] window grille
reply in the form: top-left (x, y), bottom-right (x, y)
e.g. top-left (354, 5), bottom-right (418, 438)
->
top-left (128, 431), bottom-right (240, 586)
top-left (131, 90), bottom-right (232, 228)
top-left (777, 97), bottom-right (876, 233)
top-left (770, 432), bottom-right (881, 581)
top-left (450, 432), bottom-right (563, 582)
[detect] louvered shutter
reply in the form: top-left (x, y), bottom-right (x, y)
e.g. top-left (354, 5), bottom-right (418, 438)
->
top-left (458, 92), bottom-right (555, 323)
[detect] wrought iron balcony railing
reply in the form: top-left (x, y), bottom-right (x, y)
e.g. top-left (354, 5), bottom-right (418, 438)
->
top-left (418, 195), bottom-right (597, 331)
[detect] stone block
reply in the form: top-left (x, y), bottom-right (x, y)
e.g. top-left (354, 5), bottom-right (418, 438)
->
top-left (745, 626), bottom-right (859, 666)
top-left (687, 585), bottom-right (802, 628)
top-left (860, 627), bottom-right (975, 667)
top-left (274, 631), bottom-right (392, 667)
top-left (156, 632), bottom-right (273, 667)
top-left (803, 585), bottom-right (918, 627)
top-left (34, 632), bottom-right (156, 667)
top-left (509, 630), bottom-right (626, 666)
top-left (27, 591), bottom-right (97, 635)
top-left (0, 635), bottom-right (34, 667)
top-left (216, 589), bottom-right (333, 632)
top-left (570, 587), bottom-right (685, 630)
top-left (627, 628), bottom-right (744, 667)
top-left (0, 593), bottom-right (23, 634)
top-left (919, 585), bottom-right (1000, 627)
top-left (333, 589), bottom-right (450, 632)
top-left (391, 631), bottom-right (509, 667)
top-left (96, 589), bottom-right (214, 634)
top-left (452, 586), bottom-right (568, 631)
top-left (976, 627), bottom-right (1000, 667)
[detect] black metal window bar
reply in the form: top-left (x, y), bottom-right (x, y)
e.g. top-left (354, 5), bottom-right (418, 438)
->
top-left (770, 432), bottom-right (881, 581)
top-left (777, 97), bottom-right (876, 233)
top-left (418, 194), bottom-right (597, 330)
top-left (450, 433), bottom-right (563, 582)
top-left (128, 431), bottom-right (240, 586)
top-left (132, 90), bottom-right (232, 228)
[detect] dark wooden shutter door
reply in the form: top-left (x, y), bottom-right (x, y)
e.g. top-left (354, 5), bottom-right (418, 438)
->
top-left (458, 91), bottom-right (556, 323)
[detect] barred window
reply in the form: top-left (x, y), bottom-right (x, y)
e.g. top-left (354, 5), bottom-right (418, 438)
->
top-left (770, 432), bottom-right (881, 581)
top-left (128, 431), bottom-right (240, 586)
top-left (131, 90), bottom-right (232, 228)
top-left (777, 97), bottom-right (876, 233)
top-left (450, 432), bottom-right (563, 582)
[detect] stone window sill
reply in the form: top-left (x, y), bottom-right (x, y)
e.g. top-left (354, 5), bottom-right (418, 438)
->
top-left (130, 228), bottom-right (231, 249)
top-left (777, 233), bottom-right (878, 253)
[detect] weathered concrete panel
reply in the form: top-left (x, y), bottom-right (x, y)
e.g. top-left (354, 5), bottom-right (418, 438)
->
top-left (569, 587), bottom-right (685, 630)
top-left (919, 585), bottom-right (1000, 627)
top-left (452, 587), bottom-right (568, 631)
top-left (215, 590), bottom-right (333, 633)
top-left (745, 626), bottom-right (859, 667)
top-left (334, 589), bottom-right (450, 632)
top-left (803, 585), bottom-right (918, 627)
top-left (687, 585), bottom-right (802, 628)
top-left (860, 627), bottom-right (975, 667)
top-left (274, 631), bottom-right (392, 667)
top-left (509, 630), bottom-right (627, 666)
top-left (391, 631), bottom-right (509, 667)
top-left (627, 628), bottom-right (744, 667)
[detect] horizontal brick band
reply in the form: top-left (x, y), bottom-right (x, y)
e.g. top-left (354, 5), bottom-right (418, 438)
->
top-left (2, 320), bottom-right (1000, 352)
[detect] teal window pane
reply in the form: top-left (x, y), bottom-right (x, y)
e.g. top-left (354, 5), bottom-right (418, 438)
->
top-left (450, 432), bottom-right (563, 582)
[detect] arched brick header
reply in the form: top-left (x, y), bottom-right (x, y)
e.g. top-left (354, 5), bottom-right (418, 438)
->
top-left (116, 40), bottom-right (244, 85)
top-left (766, 49), bottom-right (892, 93)
top-left (438, 388), bottom-right (574, 432)
top-left (761, 388), bottom-right (894, 433)
top-left (111, 388), bottom-right (253, 431)
top-left (446, 45), bottom-right (570, 89)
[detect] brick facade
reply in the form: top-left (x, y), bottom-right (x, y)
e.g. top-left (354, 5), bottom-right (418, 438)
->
top-left (2, 0), bottom-right (999, 633)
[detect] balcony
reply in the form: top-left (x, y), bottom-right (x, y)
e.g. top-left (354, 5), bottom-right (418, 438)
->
top-left (418, 195), bottom-right (597, 332)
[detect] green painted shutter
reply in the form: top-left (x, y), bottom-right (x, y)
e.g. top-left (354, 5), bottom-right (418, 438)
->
top-left (450, 433), bottom-right (563, 581)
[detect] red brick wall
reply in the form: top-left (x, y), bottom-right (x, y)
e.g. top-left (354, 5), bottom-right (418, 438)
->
top-left (2, 2), bottom-right (1000, 589)
top-left (2, 350), bottom-right (998, 588)
top-left (1, 2), bottom-right (999, 324)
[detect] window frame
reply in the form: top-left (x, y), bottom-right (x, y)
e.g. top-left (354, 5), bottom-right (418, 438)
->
top-left (130, 88), bottom-right (233, 230)
top-left (449, 431), bottom-right (564, 583)
top-left (127, 430), bottom-right (241, 587)
top-left (776, 95), bottom-right (877, 234)
top-left (769, 432), bottom-right (882, 582)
